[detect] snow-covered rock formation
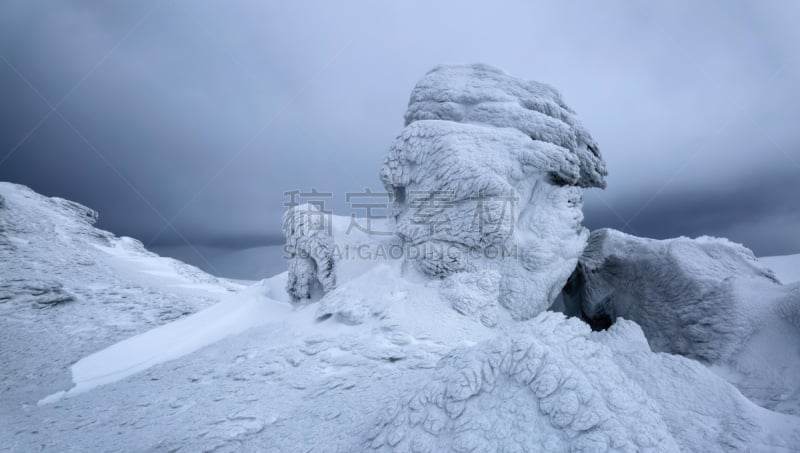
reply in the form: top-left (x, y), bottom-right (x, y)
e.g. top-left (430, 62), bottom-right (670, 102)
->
top-left (381, 64), bottom-right (607, 320)
top-left (565, 228), bottom-right (800, 414)
top-left (283, 203), bottom-right (337, 301)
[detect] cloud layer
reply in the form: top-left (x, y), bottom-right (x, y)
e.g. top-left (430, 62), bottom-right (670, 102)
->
top-left (1, 0), bottom-right (798, 260)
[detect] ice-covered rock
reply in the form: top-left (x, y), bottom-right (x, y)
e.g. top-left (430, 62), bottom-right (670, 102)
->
top-left (381, 64), bottom-right (606, 319)
top-left (369, 313), bottom-right (798, 452)
top-left (282, 203), bottom-right (337, 301)
top-left (439, 269), bottom-right (502, 327)
top-left (565, 228), bottom-right (800, 414)
top-left (404, 64), bottom-right (607, 188)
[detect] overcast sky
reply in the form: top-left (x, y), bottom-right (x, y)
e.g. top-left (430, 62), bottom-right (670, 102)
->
top-left (2, 0), bottom-right (799, 270)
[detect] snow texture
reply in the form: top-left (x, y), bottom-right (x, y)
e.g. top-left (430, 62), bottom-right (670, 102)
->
top-left (381, 64), bottom-right (606, 320)
top-left (4, 183), bottom-right (800, 452)
top-left (0, 182), bottom-right (238, 415)
top-left (369, 313), bottom-right (799, 452)
top-left (283, 203), bottom-right (337, 301)
top-left (404, 64), bottom-right (607, 189)
top-left (566, 228), bottom-right (800, 414)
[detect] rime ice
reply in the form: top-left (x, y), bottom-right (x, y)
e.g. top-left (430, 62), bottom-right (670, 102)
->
top-left (381, 64), bottom-right (606, 319)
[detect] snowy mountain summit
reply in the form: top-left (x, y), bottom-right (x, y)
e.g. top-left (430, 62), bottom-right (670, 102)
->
top-left (4, 65), bottom-right (800, 451)
top-left (293, 64), bottom-right (607, 320)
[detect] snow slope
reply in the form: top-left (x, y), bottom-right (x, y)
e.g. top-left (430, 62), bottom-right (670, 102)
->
top-left (0, 182), bottom-right (239, 417)
top-left (16, 245), bottom-right (800, 451)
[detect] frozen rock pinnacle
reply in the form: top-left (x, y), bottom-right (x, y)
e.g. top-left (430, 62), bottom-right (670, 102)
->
top-left (380, 64), bottom-right (606, 319)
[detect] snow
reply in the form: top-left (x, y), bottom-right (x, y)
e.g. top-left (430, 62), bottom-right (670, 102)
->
top-left (45, 277), bottom-right (292, 402)
top-left (372, 314), bottom-right (800, 452)
top-left (404, 64), bottom-right (607, 189)
top-left (0, 181), bottom-right (238, 415)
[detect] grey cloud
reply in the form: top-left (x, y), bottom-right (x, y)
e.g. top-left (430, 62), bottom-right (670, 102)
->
top-left (584, 163), bottom-right (800, 255)
top-left (1, 0), bottom-right (799, 264)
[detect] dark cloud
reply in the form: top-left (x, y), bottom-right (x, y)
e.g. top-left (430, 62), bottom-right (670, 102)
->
top-left (584, 163), bottom-right (800, 255)
top-left (1, 0), bottom-right (799, 268)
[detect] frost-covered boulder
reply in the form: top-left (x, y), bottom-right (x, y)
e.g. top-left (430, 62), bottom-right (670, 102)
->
top-left (283, 203), bottom-right (336, 301)
top-left (381, 64), bottom-right (606, 319)
top-left (368, 313), bottom-right (797, 452)
top-left (565, 228), bottom-right (800, 414)
top-left (404, 64), bottom-right (606, 188)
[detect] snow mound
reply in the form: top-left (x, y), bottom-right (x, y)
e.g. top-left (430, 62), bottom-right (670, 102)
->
top-left (56, 277), bottom-right (292, 400)
top-left (0, 182), bottom-right (238, 409)
top-left (380, 64), bottom-right (605, 319)
top-left (566, 228), bottom-right (800, 414)
top-left (370, 313), bottom-right (799, 452)
top-left (369, 313), bottom-right (678, 452)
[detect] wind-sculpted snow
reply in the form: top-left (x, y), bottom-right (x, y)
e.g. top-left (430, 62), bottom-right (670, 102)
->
top-left (439, 270), bottom-right (502, 327)
top-left (283, 203), bottom-right (337, 301)
top-left (368, 313), bottom-right (678, 452)
top-left (369, 313), bottom-right (799, 453)
top-left (566, 228), bottom-right (800, 414)
top-left (0, 182), bottom-right (238, 414)
top-left (381, 64), bottom-right (604, 319)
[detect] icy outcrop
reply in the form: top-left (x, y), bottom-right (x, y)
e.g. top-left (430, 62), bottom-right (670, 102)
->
top-left (380, 64), bottom-right (606, 319)
top-left (0, 182), bottom-right (236, 417)
top-left (404, 64), bottom-right (607, 188)
top-left (566, 228), bottom-right (781, 361)
top-left (439, 270), bottom-right (502, 327)
top-left (369, 313), bottom-right (797, 452)
top-left (282, 203), bottom-right (336, 301)
top-left (565, 228), bottom-right (800, 414)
